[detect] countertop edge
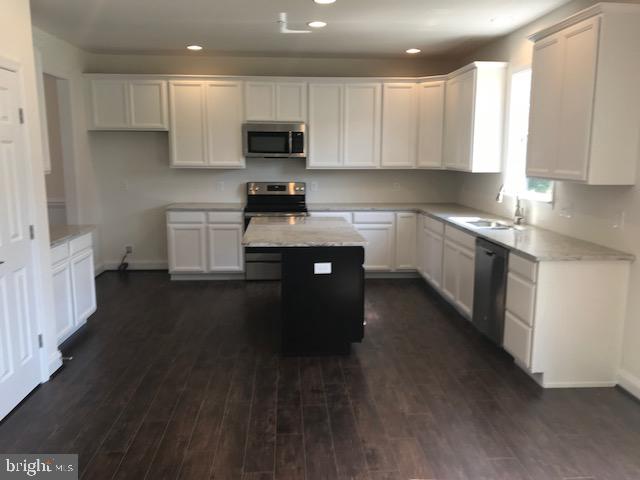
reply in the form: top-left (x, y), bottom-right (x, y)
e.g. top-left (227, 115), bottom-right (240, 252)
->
top-left (50, 225), bottom-right (96, 248)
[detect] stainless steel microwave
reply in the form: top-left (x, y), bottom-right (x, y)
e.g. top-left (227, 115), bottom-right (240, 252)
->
top-left (242, 122), bottom-right (306, 158)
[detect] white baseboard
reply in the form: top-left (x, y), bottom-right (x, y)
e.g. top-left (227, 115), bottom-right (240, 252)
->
top-left (365, 271), bottom-right (420, 279)
top-left (618, 369), bottom-right (640, 400)
top-left (102, 260), bottom-right (168, 271)
top-left (171, 273), bottom-right (246, 281)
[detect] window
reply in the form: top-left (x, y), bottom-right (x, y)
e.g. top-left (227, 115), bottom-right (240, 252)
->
top-left (504, 68), bottom-right (553, 203)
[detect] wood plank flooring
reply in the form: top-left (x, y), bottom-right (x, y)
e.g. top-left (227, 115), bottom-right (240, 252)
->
top-left (1, 272), bottom-right (639, 479)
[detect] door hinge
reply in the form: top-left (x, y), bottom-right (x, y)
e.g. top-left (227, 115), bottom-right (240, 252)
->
top-left (18, 108), bottom-right (24, 124)
top-left (29, 225), bottom-right (35, 240)
top-left (38, 334), bottom-right (43, 349)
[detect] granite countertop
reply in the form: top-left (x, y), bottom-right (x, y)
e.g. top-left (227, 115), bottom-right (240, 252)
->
top-left (50, 224), bottom-right (95, 247)
top-left (243, 216), bottom-right (367, 247)
top-left (310, 202), bottom-right (634, 262)
top-left (166, 202), bottom-right (244, 211)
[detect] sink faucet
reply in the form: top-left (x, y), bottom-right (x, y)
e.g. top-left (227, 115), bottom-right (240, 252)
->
top-left (514, 196), bottom-right (525, 225)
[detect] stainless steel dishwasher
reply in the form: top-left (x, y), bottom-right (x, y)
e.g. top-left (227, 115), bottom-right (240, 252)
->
top-left (472, 238), bottom-right (509, 344)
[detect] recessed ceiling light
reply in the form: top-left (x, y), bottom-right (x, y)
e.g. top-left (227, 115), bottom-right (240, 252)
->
top-left (187, 45), bottom-right (203, 51)
top-left (406, 48), bottom-right (421, 54)
top-left (314, 0), bottom-right (336, 4)
top-left (307, 21), bottom-right (327, 28)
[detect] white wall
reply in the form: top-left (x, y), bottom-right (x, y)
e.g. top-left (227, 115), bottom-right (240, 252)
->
top-left (91, 131), bottom-right (460, 267)
top-left (0, 0), bottom-right (60, 378)
top-left (454, 0), bottom-right (640, 396)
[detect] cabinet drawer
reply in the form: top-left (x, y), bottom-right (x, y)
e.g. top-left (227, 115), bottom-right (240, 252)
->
top-left (69, 233), bottom-right (92, 256)
top-left (509, 254), bottom-right (537, 282)
top-left (167, 211), bottom-right (206, 224)
top-left (353, 211), bottom-right (394, 223)
top-left (51, 242), bottom-right (69, 265)
top-left (444, 225), bottom-right (476, 251)
top-left (504, 311), bottom-right (532, 368)
top-left (207, 211), bottom-right (243, 224)
top-left (506, 272), bottom-right (536, 327)
top-left (423, 215), bottom-right (444, 235)
top-left (310, 212), bottom-right (353, 223)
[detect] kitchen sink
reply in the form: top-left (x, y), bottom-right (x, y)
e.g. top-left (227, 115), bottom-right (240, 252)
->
top-left (453, 217), bottom-right (514, 230)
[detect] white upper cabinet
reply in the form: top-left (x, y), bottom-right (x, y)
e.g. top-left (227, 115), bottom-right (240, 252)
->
top-left (308, 83), bottom-right (344, 168)
top-left (381, 83), bottom-right (418, 168)
top-left (527, 4), bottom-right (640, 185)
top-left (88, 77), bottom-right (168, 130)
top-left (169, 80), bottom-right (244, 168)
top-left (343, 83), bottom-right (381, 168)
top-left (417, 80), bottom-right (445, 169)
top-left (205, 81), bottom-right (245, 168)
top-left (245, 81), bottom-right (307, 122)
top-left (443, 62), bottom-right (507, 173)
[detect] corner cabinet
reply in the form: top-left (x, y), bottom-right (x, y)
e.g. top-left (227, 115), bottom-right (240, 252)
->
top-left (88, 78), bottom-right (168, 130)
top-left (527, 4), bottom-right (640, 184)
top-left (167, 210), bottom-right (244, 276)
top-left (443, 62), bottom-right (507, 172)
top-left (168, 81), bottom-right (245, 168)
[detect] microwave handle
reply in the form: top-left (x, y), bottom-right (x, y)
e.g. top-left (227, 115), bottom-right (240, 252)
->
top-left (288, 131), bottom-right (293, 154)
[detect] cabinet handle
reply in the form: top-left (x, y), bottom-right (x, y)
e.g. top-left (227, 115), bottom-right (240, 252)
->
top-left (484, 251), bottom-right (496, 257)
top-left (0, 261), bottom-right (4, 265)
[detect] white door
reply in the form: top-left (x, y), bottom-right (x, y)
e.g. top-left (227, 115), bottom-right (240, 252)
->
top-left (354, 224), bottom-right (394, 271)
top-left (395, 213), bottom-right (416, 270)
top-left (167, 224), bottom-right (207, 273)
top-left (169, 81), bottom-right (208, 167)
top-left (128, 80), bottom-right (168, 130)
top-left (70, 250), bottom-right (97, 325)
top-left (208, 224), bottom-right (244, 272)
top-left (526, 35), bottom-right (563, 178)
top-left (245, 82), bottom-right (276, 121)
top-left (0, 68), bottom-right (42, 420)
top-left (417, 81), bottom-right (445, 168)
top-left (381, 83), bottom-right (417, 168)
top-left (205, 81), bottom-right (245, 168)
top-left (555, 17), bottom-right (599, 181)
top-left (456, 246), bottom-right (475, 318)
top-left (276, 83), bottom-right (307, 122)
top-left (425, 229), bottom-right (443, 288)
top-left (308, 84), bottom-right (343, 168)
top-left (343, 83), bottom-right (381, 168)
top-left (442, 240), bottom-right (458, 302)
top-left (52, 262), bottom-right (74, 343)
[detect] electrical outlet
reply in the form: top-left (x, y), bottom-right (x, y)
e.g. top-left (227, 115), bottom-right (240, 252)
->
top-left (392, 182), bottom-right (401, 190)
top-left (612, 210), bottom-right (626, 229)
top-left (310, 181), bottom-right (319, 192)
top-left (125, 245), bottom-right (134, 255)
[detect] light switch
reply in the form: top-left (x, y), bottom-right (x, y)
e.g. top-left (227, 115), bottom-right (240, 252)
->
top-left (314, 262), bottom-right (332, 275)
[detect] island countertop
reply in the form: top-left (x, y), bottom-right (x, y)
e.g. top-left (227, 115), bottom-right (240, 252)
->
top-left (243, 216), bottom-right (367, 247)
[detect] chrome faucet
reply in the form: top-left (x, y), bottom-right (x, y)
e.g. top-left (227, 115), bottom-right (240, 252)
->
top-left (514, 196), bottom-right (525, 225)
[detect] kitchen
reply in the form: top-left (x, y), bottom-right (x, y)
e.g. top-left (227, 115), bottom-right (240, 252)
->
top-left (1, 0), bottom-right (640, 478)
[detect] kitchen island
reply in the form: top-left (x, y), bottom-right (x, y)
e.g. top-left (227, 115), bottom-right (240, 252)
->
top-left (243, 216), bottom-right (367, 355)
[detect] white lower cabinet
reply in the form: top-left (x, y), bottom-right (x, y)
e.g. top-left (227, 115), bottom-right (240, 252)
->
top-left (424, 228), bottom-right (444, 288)
top-left (354, 223), bottom-right (395, 271)
top-left (504, 311), bottom-right (533, 368)
top-left (441, 227), bottom-right (475, 319)
top-left (167, 211), bottom-right (244, 275)
top-left (51, 233), bottom-right (97, 345)
top-left (395, 212), bottom-right (416, 270)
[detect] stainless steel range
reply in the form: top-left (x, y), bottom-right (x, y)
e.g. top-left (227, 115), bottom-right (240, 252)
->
top-left (243, 181), bottom-right (308, 280)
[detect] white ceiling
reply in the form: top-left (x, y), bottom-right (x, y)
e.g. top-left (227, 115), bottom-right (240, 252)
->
top-left (30, 0), bottom-right (572, 58)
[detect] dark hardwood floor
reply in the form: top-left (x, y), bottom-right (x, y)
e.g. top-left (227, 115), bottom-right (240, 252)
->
top-left (1, 272), bottom-right (639, 480)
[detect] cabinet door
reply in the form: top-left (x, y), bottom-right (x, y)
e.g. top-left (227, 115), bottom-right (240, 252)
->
top-left (90, 79), bottom-right (129, 129)
top-left (129, 80), bottom-right (168, 129)
top-left (245, 82), bottom-right (276, 121)
top-left (381, 83), bottom-right (417, 168)
top-left (555, 17), bottom-right (599, 181)
top-left (276, 83), bottom-right (307, 121)
top-left (417, 81), bottom-right (445, 168)
top-left (444, 70), bottom-right (475, 171)
top-left (169, 81), bottom-right (208, 167)
top-left (208, 224), bottom-right (244, 272)
top-left (416, 225), bottom-right (427, 277)
top-left (443, 76), bottom-right (460, 169)
top-left (167, 224), bottom-right (207, 273)
top-left (527, 35), bottom-right (564, 178)
top-left (354, 224), bottom-right (394, 271)
top-left (308, 84), bottom-right (343, 168)
top-left (205, 81), bottom-right (245, 168)
top-left (442, 240), bottom-right (458, 301)
top-left (52, 261), bottom-right (74, 343)
top-left (343, 83), bottom-right (381, 168)
top-left (456, 246), bottom-right (475, 318)
top-left (70, 249), bottom-right (97, 325)
top-left (425, 230), bottom-right (443, 288)
top-left (395, 212), bottom-right (416, 270)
